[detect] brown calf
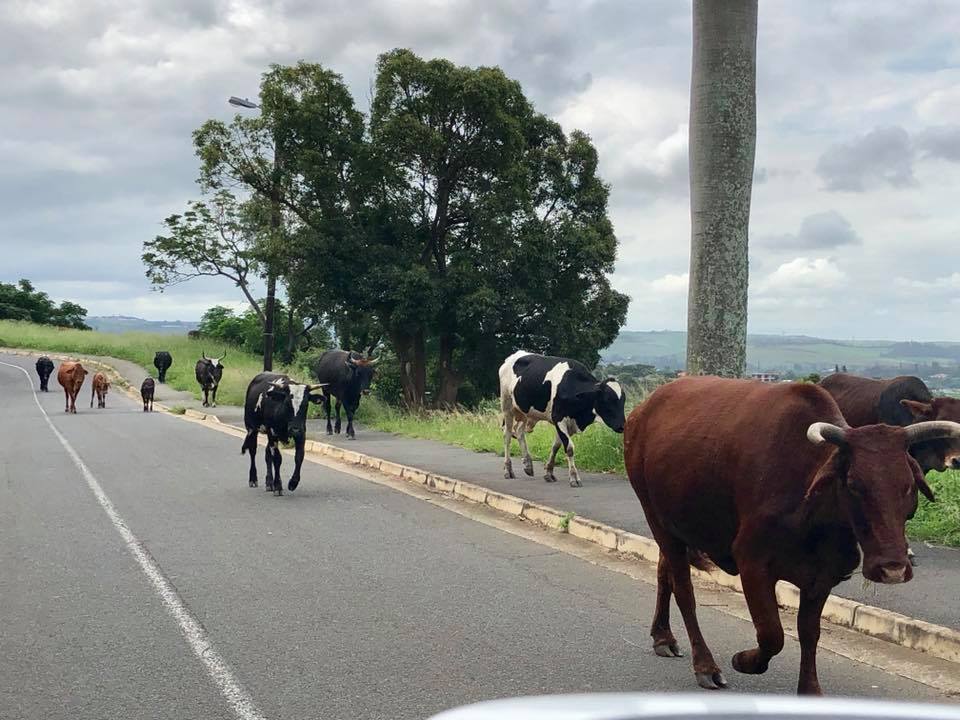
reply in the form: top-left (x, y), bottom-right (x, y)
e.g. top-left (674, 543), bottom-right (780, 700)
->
top-left (141, 377), bottom-right (155, 412)
top-left (90, 372), bottom-right (110, 409)
top-left (624, 376), bottom-right (960, 695)
top-left (57, 362), bottom-right (88, 414)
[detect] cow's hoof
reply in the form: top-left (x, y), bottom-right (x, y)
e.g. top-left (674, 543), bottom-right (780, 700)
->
top-left (326, 429), bottom-right (333, 436)
top-left (504, 469), bottom-right (515, 480)
top-left (544, 473), bottom-right (558, 483)
top-left (732, 650), bottom-right (768, 675)
top-left (288, 479), bottom-right (299, 491)
top-left (274, 488), bottom-right (283, 497)
top-left (265, 481), bottom-right (274, 492)
top-left (523, 463), bottom-right (534, 477)
top-left (569, 477), bottom-right (583, 488)
top-left (695, 671), bottom-right (728, 690)
top-left (654, 642), bottom-right (683, 658)
top-left (249, 480), bottom-right (258, 488)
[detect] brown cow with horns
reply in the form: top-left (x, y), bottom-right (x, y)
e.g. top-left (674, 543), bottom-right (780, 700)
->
top-left (624, 376), bottom-right (960, 695)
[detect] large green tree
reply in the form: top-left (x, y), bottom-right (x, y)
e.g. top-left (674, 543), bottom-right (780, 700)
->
top-left (0, 279), bottom-right (90, 329)
top-left (686, 0), bottom-right (758, 377)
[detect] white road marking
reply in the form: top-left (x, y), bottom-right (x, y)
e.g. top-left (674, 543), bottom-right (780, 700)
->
top-left (0, 360), bottom-right (267, 720)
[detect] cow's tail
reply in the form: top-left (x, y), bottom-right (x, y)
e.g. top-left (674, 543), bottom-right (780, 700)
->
top-left (241, 430), bottom-right (255, 456)
top-left (687, 548), bottom-right (716, 572)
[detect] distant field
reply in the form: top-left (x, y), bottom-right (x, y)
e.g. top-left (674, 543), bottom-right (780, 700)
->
top-left (604, 330), bottom-right (960, 371)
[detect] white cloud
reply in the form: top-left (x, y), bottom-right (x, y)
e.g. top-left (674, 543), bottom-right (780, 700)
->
top-left (756, 257), bottom-right (846, 295)
top-left (649, 272), bottom-right (689, 295)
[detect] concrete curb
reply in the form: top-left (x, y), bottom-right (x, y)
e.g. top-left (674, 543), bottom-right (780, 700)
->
top-left (5, 347), bottom-right (960, 667)
top-left (295, 437), bottom-right (960, 667)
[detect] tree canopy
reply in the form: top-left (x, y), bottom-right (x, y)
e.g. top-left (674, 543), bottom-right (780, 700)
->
top-left (0, 279), bottom-right (90, 330)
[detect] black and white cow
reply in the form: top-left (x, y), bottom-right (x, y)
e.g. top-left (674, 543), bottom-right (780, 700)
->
top-left (154, 351), bottom-right (172, 383)
top-left (241, 372), bottom-right (326, 496)
top-left (195, 351), bottom-right (225, 407)
top-left (499, 351), bottom-right (626, 487)
top-left (310, 349), bottom-right (378, 439)
top-left (35, 356), bottom-right (54, 392)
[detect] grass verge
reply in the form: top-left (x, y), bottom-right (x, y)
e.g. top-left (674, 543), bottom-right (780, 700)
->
top-left (908, 470), bottom-right (960, 546)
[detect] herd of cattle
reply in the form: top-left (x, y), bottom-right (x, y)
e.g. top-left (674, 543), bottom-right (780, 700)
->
top-left (27, 346), bottom-right (960, 695)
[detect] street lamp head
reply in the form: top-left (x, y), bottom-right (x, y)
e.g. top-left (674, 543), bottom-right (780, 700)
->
top-left (228, 96), bottom-right (259, 109)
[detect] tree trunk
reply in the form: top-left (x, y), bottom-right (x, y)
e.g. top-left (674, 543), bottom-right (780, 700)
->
top-left (283, 302), bottom-right (296, 364)
top-left (436, 333), bottom-right (462, 408)
top-left (392, 328), bottom-right (427, 409)
top-left (686, 0), bottom-right (757, 378)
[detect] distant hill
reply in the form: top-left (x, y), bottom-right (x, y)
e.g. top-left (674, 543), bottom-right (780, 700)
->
top-left (86, 316), bottom-right (198, 335)
top-left (602, 330), bottom-right (960, 376)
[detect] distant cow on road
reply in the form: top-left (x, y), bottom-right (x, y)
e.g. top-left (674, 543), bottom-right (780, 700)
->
top-left (310, 350), bottom-right (378, 439)
top-left (241, 372), bottom-right (326, 495)
top-left (57, 362), bottom-right (88, 414)
top-left (141, 378), bottom-right (155, 412)
top-left (499, 351), bottom-right (626, 487)
top-left (195, 351), bottom-right (225, 407)
top-left (154, 351), bottom-right (172, 383)
top-left (90, 372), bottom-right (110, 409)
top-left (35, 356), bottom-right (54, 391)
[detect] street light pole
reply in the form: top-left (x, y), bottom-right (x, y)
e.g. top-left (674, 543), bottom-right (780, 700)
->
top-left (229, 96), bottom-right (278, 372)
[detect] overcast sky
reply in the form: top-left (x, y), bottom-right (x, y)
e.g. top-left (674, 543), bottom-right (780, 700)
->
top-left (3, 1), bottom-right (960, 340)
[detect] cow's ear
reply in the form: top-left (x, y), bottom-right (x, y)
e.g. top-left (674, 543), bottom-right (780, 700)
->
top-left (901, 399), bottom-right (934, 420)
top-left (805, 449), bottom-right (845, 502)
top-left (908, 456), bottom-right (936, 502)
top-left (266, 386), bottom-right (288, 400)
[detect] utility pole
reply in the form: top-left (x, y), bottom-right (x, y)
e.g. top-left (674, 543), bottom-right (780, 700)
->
top-left (229, 95), bottom-right (277, 371)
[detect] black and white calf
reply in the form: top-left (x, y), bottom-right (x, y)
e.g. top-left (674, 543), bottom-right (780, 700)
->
top-left (499, 351), bottom-right (626, 487)
top-left (241, 372), bottom-right (326, 496)
top-left (35, 356), bottom-right (54, 392)
top-left (195, 351), bottom-right (225, 407)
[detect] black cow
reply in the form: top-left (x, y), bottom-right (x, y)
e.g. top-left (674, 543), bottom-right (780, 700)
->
top-left (499, 351), bottom-right (626, 487)
top-left (195, 350), bottom-right (225, 407)
top-left (310, 350), bottom-right (378, 439)
top-left (35, 356), bottom-right (54, 392)
top-left (154, 351), bottom-right (172, 383)
top-left (241, 372), bottom-right (326, 495)
top-left (141, 377), bottom-right (155, 412)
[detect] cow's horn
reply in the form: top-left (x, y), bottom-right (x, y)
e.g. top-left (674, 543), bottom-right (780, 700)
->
top-left (807, 422), bottom-right (848, 447)
top-left (202, 349), bottom-right (208, 360)
top-left (217, 350), bottom-right (227, 361)
top-left (366, 356), bottom-right (379, 366)
top-left (905, 421), bottom-right (960, 446)
top-left (306, 383), bottom-right (327, 391)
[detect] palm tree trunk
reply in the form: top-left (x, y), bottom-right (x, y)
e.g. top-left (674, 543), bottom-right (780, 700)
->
top-left (686, 0), bottom-right (758, 378)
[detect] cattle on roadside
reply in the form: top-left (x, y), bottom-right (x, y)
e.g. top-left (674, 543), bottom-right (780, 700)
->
top-left (624, 376), bottom-right (959, 695)
top-left (240, 372), bottom-right (326, 495)
top-left (90, 372), bottom-right (110, 409)
top-left (195, 351), bottom-right (225, 407)
top-left (35, 356), bottom-right (54, 392)
top-left (141, 378), bottom-right (155, 412)
top-left (154, 351), bottom-right (172, 383)
top-left (310, 350), bottom-right (378, 439)
top-left (820, 372), bottom-right (960, 565)
top-left (499, 351), bottom-right (626, 487)
top-left (57, 361), bottom-right (88, 414)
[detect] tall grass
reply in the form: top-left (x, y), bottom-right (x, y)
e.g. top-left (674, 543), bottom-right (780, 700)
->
top-left (908, 469), bottom-right (960, 546)
top-left (0, 320), bottom-right (290, 406)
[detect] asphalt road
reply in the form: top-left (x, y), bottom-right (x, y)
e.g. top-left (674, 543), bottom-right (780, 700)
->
top-left (0, 353), bottom-right (952, 720)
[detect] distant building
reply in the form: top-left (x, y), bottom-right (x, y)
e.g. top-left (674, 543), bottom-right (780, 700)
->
top-left (750, 372), bottom-right (781, 383)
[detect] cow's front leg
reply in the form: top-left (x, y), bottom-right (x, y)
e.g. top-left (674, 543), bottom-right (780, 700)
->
top-left (288, 439), bottom-right (305, 491)
top-left (64, 388), bottom-right (70, 413)
top-left (202, 388), bottom-right (209, 407)
top-left (210, 386), bottom-right (218, 408)
top-left (270, 441), bottom-right (283, 496)
top-left (323, 394), bottom-right (333, 435)
top-left (502, 414), bottom-right (515, 479)
top-left (558, 428), bottom-right (582, 487)
top-left (334, 399), bottom-right (342, 434)
top-left (796, 586), bottom-right (830, 695)
top-left (732, 565), bottom-right (784, 677)
top-left (264, 443), bottom-right (275, 492)
top-left (544, 434), bottom-right (563, 483)
top-left (345, 404), bottom-right (356, 439)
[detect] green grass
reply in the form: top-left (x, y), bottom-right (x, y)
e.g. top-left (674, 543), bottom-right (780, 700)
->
top-left (0, 319), bottom-right (294, 406)
top-left (908, 469), bottom-right (960, 546)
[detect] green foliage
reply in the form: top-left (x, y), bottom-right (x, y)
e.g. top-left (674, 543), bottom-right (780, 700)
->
top-left (907, 469), bottom-right (960, 546)
top-left (559, 511), bottom-right (575, 532)
top-left (0, 279), bottom-right (90, 330)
